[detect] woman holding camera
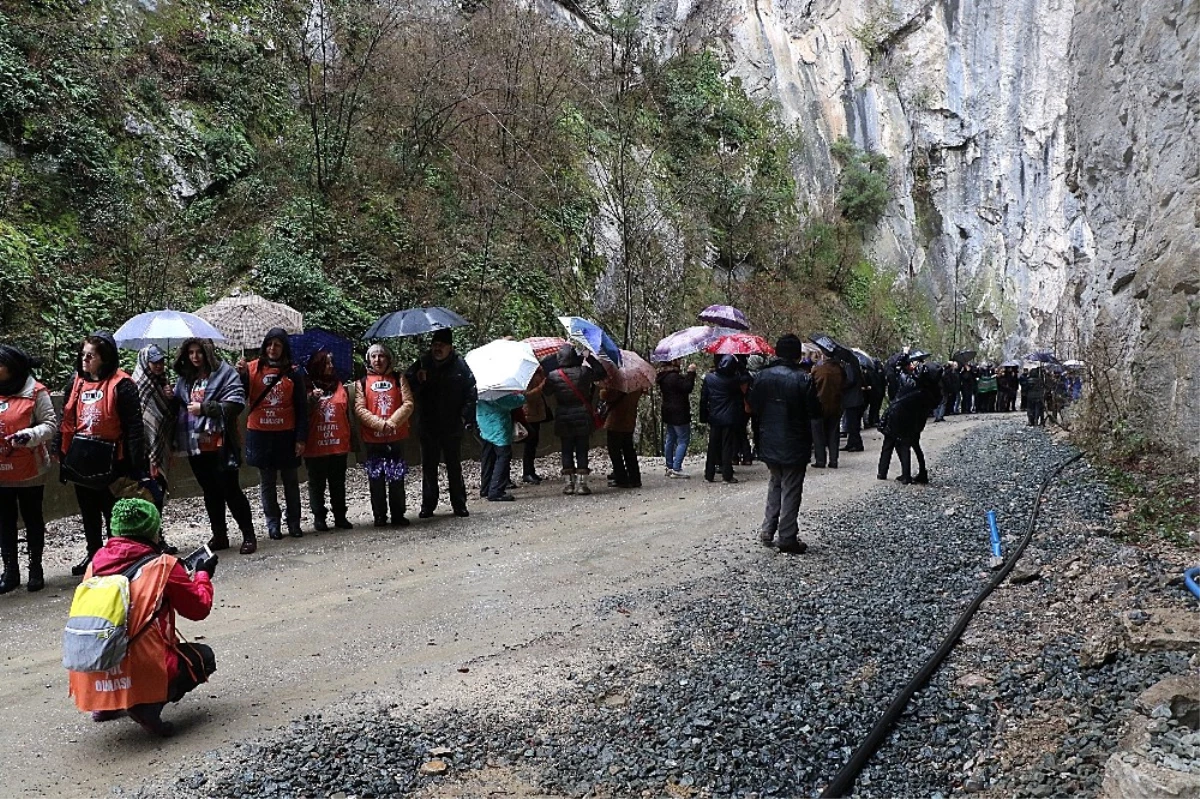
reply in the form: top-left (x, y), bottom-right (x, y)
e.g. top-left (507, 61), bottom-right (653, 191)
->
top-left (0, 345), bottom-right (57, 592)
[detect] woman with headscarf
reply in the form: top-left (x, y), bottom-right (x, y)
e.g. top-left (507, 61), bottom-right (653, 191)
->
top-left (304, 350), bottom-right (354, 531)
top-left (71, 497), bottom-right (217, 738)
top-left (237, 328), bottom-right (307, 540)
top-left (131, 345), bottom-right (175, 510)
top-left (59, 331), bottom-right (148, 576)
top-left (0, 345), bottom-right (57, 592)
top-left (173, 338), bottom-right (257, 554)
top-left (355, 343), bottom-right (414, 526)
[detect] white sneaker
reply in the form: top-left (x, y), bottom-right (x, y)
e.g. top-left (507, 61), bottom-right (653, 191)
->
top-left (673, 469), bottom-right (690, 479)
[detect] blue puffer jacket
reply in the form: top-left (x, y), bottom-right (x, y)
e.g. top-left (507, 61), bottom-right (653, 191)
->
top-left (476, 393), bottom-right (526, 446)
top-left (699, 356), bottom-right (747, 427)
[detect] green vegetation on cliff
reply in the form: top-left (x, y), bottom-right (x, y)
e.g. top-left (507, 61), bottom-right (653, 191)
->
top-left (0, 0), bottom-right (930, 382)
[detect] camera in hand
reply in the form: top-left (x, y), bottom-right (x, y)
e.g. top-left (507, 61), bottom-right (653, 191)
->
top-left (181, 544), bottom-right (214, 572)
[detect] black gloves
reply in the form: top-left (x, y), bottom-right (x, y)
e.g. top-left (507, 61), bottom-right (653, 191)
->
top-left (196, 553), bottom-right (219, 578)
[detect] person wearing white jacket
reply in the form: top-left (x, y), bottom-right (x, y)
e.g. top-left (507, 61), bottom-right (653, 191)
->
top-left (0, 345), bottom-right (58, 593)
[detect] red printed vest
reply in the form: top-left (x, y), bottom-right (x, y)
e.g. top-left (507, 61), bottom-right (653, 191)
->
top-left (306, 383), bottom-right (351, 457)
top-left (246, 361), bottom-right (296, 432)
top-left (359, 374), bottom-right (408, 444)
top-left (0, 382), bottom-right (48, 483)
top-left (62, 372), bottom-right (129, 457)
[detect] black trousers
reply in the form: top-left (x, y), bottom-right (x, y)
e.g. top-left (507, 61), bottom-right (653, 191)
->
top-left (479, 441), bottom-right (513, 499)
top-left (0, 485), bottom-right (45, 561)
top-left (169, 642), bottom-right (216, 703)
top-left (843, 406), bottom-right (864, 450)
top-left (74, 483), bottom-right (116, 553)
top-left (878, 436), bottom-right (926, 478)
top-left (960, 389), bottom-right (975, 414)
top-left (188, 452), bottom-right (255, 538)
top-left (521, 421), bottom-right (542, 478)
top-left (811, 415), bottom-right (841, 466)
top-left (704, 424), bottom-right (735, 481)
top-left (419, 434), bottom-right (467, 513)
top-left (305, 454), bottom-right (348, 522)
top-left (606, 431), bottom-right (640, 486)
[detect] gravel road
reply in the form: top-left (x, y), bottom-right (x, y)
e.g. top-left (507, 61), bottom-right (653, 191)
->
top-left (1, 414), bottom-right (1194, 798)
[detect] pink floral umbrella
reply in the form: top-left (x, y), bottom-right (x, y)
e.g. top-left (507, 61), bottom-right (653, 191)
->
top-left (704, 333), bottom-right (775, 356)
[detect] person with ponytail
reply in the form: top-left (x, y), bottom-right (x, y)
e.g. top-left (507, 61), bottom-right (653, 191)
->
top-left (0, 345), bottom-right (56, 592)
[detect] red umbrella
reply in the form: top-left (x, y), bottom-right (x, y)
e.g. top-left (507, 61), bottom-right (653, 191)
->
top-left (523, 336), bottom-right (570, 359)
top-left (705, 333), bottom-right (775, 356)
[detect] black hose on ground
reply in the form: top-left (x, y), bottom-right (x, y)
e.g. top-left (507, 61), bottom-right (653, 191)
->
top-left (820, 452), bottom-right (1084, 797)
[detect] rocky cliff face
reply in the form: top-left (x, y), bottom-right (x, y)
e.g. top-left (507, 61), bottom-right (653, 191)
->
top-left (585, 0), bottom-right (1197, 452)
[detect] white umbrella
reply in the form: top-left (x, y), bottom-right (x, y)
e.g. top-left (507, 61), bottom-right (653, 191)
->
top-left (114, 310), bottom-right (227, 350)
top-left (194, 292), bottom-right (303, 351)
top-left (464, 339), bottom-right (539, 400)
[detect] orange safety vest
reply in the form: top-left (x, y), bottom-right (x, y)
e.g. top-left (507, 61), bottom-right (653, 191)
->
top-left (359, 374), bottom-right (408, 444)
top-left (0, 381), bottom-right (49, 483)
top-left (306, 383), bottom-right (351, 457)
top-left (62, 372), bottom-right (130, 459)
top-left (246, 360), bottom-right (296, 432)
top-left (68, 556), bottom-right (174, 712)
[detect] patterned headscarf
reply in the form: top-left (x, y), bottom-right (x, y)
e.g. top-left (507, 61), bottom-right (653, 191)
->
top-left (132, 344), bottom-right (174, 475)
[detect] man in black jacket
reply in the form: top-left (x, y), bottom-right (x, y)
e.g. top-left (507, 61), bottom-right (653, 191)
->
top-left (405, 329), bottom-right (477, 518)
top-left (748, 335), bottom-right (819, 554)
top-left (699, 355), bottom-right (746, 483)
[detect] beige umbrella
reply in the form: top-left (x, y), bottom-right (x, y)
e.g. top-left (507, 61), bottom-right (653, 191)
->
top-left (194, 292), bottom-right (303, 351)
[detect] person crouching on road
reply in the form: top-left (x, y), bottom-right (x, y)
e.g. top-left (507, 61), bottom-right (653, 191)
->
top-left (69, 498), bottom-right (217, 737)
top-left (356, 343), bottom-right (415, 526)
top-left (238, 328), bottom-right (307, 540)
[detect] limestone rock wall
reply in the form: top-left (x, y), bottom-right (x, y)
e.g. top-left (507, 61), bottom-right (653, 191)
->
top-left (581, 0), bottom-right (1198, 453)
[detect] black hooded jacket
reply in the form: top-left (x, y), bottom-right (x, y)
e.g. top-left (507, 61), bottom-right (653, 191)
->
top-left (544, 345), bottom-right (604, 439)
top-left (749, 357), bottom-right (819, 467)
top-left (880, 367), bottom-right (943, 443)
top-left (699, 355), bottom-right (747, 427)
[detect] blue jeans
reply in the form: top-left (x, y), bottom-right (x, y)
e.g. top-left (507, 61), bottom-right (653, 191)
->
top-left (664, 424), bottom-right (690, 471)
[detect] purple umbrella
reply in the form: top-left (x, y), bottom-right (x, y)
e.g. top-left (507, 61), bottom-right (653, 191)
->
top-left (651, 326), bottom-right (734, 363)
top-left (697, 304), bottom-right (750, 331)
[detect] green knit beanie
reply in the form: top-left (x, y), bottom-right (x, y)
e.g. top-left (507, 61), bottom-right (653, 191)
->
top-left (110, 498), bottom-right (161, 542)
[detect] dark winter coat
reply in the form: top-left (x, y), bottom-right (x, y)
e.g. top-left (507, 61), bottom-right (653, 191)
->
top-left (699, 356), bottom-right (747, 427)
top-left (941, 367), bottom-right (961, 397)
top-left (405, 350), bottom-right (478, 438)
top-left (840, 359), bottom-right (866, 409)
top-left (748, 358), bottom-right (819, 467)
top-left (811, 359), bottom-right (845, 419)
top-left (880, 371), bottom-right (942, 443)
top-left (656, 368), bottom-right (696, 426)
top-left (544, 346), bottom-right (604, 439)
top-left (1019, 370), bottom-right (1047, 401)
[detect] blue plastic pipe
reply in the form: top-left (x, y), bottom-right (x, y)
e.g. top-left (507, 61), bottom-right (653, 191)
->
top-left (986, 510), bottom-right (1003, 560)
top-left (1185, 566), bottom-right (1200, 600)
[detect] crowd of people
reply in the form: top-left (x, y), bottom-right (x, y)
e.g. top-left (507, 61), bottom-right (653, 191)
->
top-left (0, 326), bottom-right (1080, 737)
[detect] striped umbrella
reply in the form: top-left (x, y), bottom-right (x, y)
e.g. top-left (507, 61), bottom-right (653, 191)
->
top-left (194, 293), bottom-right (303, 351)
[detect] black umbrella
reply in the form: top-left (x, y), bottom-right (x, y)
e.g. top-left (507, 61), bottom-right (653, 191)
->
top-left (951, 349), bottom-right (976, 365)
top-left (1025, 351), bottom-right (1060, 364)
top-left (362, 306), bottom-right (469, 339)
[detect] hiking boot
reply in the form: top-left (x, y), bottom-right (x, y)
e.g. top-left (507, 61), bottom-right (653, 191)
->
top-left (563, 475), bottom-right (576, 495)
top-left (521, 474), bottom-right (543, 484)
top-left (777, 540), bottom-right (808, 555)
top-left (239, 536), bottom-right (258, 555)
top-left (913, 471), bottom-right (929, 484)
top-left (453, 508), bottom-right (470, 517)
top-left (895, 475), bottom-right (912, 485)
top-left (723, 477), bottom-right (739, 484)
top-left (576, 475), bottom-right (591, 495)
top-left (393, 516), bottom-right (411, 527)
top-left (208, 534), bottom-right (231, 552)
top-left (313, 518), bottom-right (330, 532)
top-left (287, 525), bottom-right (304, 539)
top-left (759, 533), bottom-right (776, 547)
top-left (418, 510), bottom-right (434, 519)
top-left (0, 561), bottom-right (20, 594)
top-left (333, 517), bottom-right (354, 530)
top-left (266, 519), bottom-right (283, 540)
top-left (26, 562), bottom-right (44, 592)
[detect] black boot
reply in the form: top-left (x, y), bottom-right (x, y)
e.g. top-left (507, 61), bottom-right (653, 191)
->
top-left (209, 532), bottom-right (231, 551)
top-left (26, 526), bottom-right (45, 591)
top-left (0, 556), bottom-right (20, 594)
top-left (313, 517), bottom-right (330, 532)
top-left (333, 516), bottom-right (354, 530)
top-left (71, 548), bottom-right (99, 577)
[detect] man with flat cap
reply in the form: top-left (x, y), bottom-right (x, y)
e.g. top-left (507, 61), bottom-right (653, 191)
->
top-left (748, 334), bottom-right (820, 554)
top-left (406, 328), bottom-right (477, 518)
